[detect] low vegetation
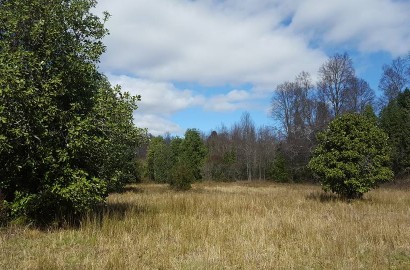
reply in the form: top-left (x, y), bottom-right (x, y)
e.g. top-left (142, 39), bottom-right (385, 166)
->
top-left (1, 182), bottom-right (409, 269)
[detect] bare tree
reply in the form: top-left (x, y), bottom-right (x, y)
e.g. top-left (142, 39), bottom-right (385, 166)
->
top-left (345, 77), bottom-right (375, 113)
top-left (271, 72), bottom-right (317, 179)
top-left (271, 72), bottom-right (315, 141)
top-left (239, 112), bottom-right (256, 181)
top-left (379, 56), bottom-right (410, 103)
top-left (203, 124), bottom-right (237, 181)
top-left (317, 53), bottom-right (356, 117)
top-left (294, 71), bottom-right (316, 138)
top-left (271, 81), bottom-right (296, 137)
top-left (312, 100), bottom-right (331, 133)
top-left (256, 126), bottom-right (276, 180)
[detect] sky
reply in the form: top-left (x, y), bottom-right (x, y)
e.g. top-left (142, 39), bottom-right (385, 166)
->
top-left (94, 0), bottom-right (410, 136)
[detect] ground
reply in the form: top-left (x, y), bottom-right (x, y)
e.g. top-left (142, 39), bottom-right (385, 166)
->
top-left (1, 181), bottom-right (409, 269)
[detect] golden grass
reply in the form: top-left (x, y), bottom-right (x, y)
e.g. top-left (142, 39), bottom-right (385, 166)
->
top-left (1, 182), bottom-right (409, 269)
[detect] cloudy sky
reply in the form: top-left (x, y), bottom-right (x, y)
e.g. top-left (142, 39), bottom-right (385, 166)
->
top-left (94, 0), bottom-right (410, 136)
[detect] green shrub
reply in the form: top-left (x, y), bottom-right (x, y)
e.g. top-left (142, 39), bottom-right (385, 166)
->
top-left (308, 113), bottom-right (393, 199)
top-left (8, 170), bottom-right (107, 226)
top-left (170, 163), bottom-right (194, 191)
top-left (268, 152), bottom-right (290, 182)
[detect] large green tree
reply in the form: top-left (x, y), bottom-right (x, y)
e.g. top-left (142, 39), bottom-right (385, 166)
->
top-left (380, 89), bottom-right (410, 176)
top-left (0, 0), bottom-right (144, 224)
top-left (308, 113), bottom-right (393, 199)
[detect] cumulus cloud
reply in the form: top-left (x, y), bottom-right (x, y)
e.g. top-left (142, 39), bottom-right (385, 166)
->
top-left (96, 0), bottom-right (327, 87)
top-left (107, 74), bottom-right (204, 115)
top-left (93, 0), bottom-right (410, 134)
top-left (133, 113), bottom-right (182, 136)
top-left (204, 89), bottom-right (257, 112)
top-left (290, 0), bottom-right (410, 56)
top-left (96, 0), bottom-right (410, 88)
top-left (109, 74), bottom-right (267, 133)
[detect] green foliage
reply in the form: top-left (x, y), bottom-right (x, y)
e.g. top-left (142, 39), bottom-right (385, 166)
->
top-left (308, 113), bottom-right (393, 199)
top-left (170, 163), bottom-right (194, 191)
top-left (146, 130), bottom-right (206, 189)
top-left (203, 130), bottom-right (238, 181)
top-left (380, 89), bottom-right (410, 176)
top-left (267, 152), bottom-right (290, 182)
top-left (146, 137), bottom-right (174, 183)
top-left (168, 129), bottom-right (206, 189)
top-left (362, 104), bottom-right (378, 124)
top-left (179, 129), bottom-right (207, 181)
top-left (210, 149), bottom-right (237, 181)
top-left (0, 0), bottom-right (144, 225)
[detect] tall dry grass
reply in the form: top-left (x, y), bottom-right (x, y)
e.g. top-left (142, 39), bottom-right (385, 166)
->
top-left (1, 182), bottom-right (409, 269)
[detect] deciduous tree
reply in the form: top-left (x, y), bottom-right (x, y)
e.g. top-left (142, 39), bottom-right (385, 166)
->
top-left (379, 56), bottom-right (410, 103)
top-left (317, 53), bottom-right (356, 117)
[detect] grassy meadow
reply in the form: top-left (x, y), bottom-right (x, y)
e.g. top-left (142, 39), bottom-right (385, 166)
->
top-left (1, 181), bottom-right (409, 269)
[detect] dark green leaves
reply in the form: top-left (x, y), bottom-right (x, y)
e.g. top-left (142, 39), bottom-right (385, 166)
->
top-left (308, 113), bottom-right (393, 199)
top-left (0, 0), bottom-right (144, 225)
top-left (380, 89), bottom-right (410, 176)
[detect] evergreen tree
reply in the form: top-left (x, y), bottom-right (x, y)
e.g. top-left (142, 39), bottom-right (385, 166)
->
top-left (168, 129), bottom-right (206, 190)
top-left (267, 151), bottom-right (290, 182)
top-left (380, 89), bottom-right (410, 176)
top-left (308, 113), bottom-right (393, 199)
top-left (179, 129), bottom-right (207, 181)
top-left (0, 0), bottom-right (144, 224)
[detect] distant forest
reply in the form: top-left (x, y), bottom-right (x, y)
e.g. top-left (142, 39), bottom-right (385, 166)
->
top-left (142, 53), bottom-right (410, 183)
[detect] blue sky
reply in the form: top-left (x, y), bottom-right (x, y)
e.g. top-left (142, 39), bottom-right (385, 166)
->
top-left (94, 0), bottom-right (410, 136)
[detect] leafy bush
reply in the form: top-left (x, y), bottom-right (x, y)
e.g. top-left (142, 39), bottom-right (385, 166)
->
top-left (308, 113), bottom-right (393, 199)
top-left (267, 152), bottom-right (290, 182)
top-left (170, 163), bottom-right (194, 191)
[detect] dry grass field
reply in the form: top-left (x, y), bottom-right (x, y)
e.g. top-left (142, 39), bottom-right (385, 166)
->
top-left (1, 181), bottom-right (409, 269)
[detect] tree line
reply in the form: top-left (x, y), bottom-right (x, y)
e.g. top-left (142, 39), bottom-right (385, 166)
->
top-left (271, 52), bottom-right (410, 180)
top-left (144, 53), bottom-right (410, 186)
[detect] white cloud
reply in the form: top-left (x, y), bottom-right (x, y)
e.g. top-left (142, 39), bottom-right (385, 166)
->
top-left (133, 113), bottom-right (182, 136)
top-left (95, 0), bottom-right (410, 86)
top-left (96, 0), bottom-right (326, 87)
top-left (107, 74), bottom-right (204, 115)
top-left (93, 0), bottom-right (410, 134)
top-left (204, 89), bottom-right (260, 112)
top-left (108, 75), bottom-right (266, 133)
top-left (107, 74), bottom-right (203, 135)
top-left (290, 0), bottom-right (410, 56)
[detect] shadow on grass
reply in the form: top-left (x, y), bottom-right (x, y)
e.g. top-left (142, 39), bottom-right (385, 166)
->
top-left (35, 202), bottom-right (153, 230)
top-left (116, 185), bottom-right (144, 194)
top-left (87, 202), bottom-right (152, 226)
top-left (305, 191), bottom-right (351, 203)
top-left (1, 197), bottom-right (153, 231)
top-left (381, 177), bottom-right (410, 190)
